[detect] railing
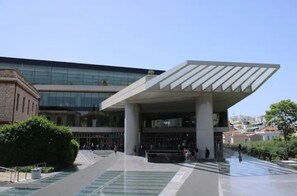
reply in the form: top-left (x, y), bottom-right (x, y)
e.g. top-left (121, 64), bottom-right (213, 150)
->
top-left (0, 162), bottom-right (47, 183)
top-left (34, 162), bottom-right (46, 167)
top-left (0, 166), bottom-right (17, 182)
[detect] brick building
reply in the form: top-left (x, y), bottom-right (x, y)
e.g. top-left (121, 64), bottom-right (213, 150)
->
top-left (0, 69), bottom-right (39, 124)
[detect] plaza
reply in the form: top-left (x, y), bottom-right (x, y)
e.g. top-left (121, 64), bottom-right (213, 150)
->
top-left (0, 150), bottom-right (296, 195)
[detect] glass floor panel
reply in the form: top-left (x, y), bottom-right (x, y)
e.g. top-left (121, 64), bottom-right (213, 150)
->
top-left (76, 171), bottom-right (176, 196)
top-left (0, 170), bottom-right (77, 195)
top-left (0, 188), bottom-right (39, 196)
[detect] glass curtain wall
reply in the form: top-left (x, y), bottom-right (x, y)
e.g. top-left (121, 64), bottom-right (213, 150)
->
top-left (0, 63), bottom-right (146, 86)
top-left (142, 112), bottom-right (228, 128)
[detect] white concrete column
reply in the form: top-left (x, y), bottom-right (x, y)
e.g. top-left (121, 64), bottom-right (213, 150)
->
top-left (124, 103), bottom-right (140, 155)
top-left (196, 94), bottom-right (214, 159)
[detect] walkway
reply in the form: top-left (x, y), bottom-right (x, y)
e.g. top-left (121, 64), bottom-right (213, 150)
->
top-left (1, 149), bottom-right (297, 195)
top-left (219, 150), bottom-right (297, 196)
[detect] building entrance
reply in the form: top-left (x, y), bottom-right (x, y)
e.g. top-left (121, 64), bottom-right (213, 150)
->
top-left (73, 132), bottom-right (124, 150)
top-left (214, 132), bottom-right (223, 160)
top-left (140, 132), bottom-right (196, 150)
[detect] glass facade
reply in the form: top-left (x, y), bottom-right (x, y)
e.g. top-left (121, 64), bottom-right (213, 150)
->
top-left (40, 92), bottom-right (113, 108)
top-left (40, 110), bottom-right (124, 127)
top-left (142, 112), bottom-right (228, 128)
top-left (0, 60), bottom-right (148, 132)
top-left (73, 132), bottom-right (124, 150)
top-left (140, 132), bottom-right (196, 150)
top-left (0, 63), bottom-right (146, 86)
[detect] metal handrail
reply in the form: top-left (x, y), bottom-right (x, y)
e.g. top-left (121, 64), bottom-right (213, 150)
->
top-left (0, 166), bottom-right (17, 182)
top-left (0, 166), bottom-right (16, 172)
top-left (0, 162), bottom-right (47, 182)
top-left (33, 162), bottom-right (46, 168)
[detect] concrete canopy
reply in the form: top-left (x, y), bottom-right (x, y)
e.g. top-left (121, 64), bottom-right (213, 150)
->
top-left (100, 60), bottom-right (280, 112)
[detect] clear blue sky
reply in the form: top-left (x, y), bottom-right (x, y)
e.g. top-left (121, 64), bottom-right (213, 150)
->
top-left (0, 0), bottom-right (296, 117)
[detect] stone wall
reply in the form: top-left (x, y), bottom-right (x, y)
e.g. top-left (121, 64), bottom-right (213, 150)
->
top-left (14, 84), bottom-right (39, 122)
top-left (0, 83), bottom-right (15, 123)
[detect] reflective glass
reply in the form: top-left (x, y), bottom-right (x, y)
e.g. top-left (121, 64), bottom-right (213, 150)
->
top-left (0, 63), bottom-right (146, 86)
top-left (39, 111), bottom-right (124, 127)
top-left (39, 91), bottom-right (113, 108)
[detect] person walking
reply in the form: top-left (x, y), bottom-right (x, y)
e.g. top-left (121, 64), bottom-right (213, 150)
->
top-left (133, 145), bottom-right (136, 155)
top-left (114, 144), bottom-right (118, 154)
top-left (205, 147), bottom-right (210, 159)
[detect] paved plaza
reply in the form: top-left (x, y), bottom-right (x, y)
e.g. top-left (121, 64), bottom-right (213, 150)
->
top-left (0, 149), bottom-right (297, 195)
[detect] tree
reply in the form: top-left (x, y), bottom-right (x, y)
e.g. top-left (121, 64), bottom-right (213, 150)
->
top-left (0, 116), bottom-right (79, 169)
top-left (265, 100), bottom-right (297, 141)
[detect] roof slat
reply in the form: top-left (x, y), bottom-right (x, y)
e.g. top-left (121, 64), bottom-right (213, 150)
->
top-left (192, 66), bottom-right (225, 90)
top-left (202, 66), bottom-right (234, 90)
top-left (181, 65), bottom-right (215, 90)
top-left (160, 65), bottom-right (196, 89)
top-left (241, 67), bottom-right (267, 91)
top-left (231, 67), bottom-right (259, 91)
top-left (222, 67), bottom-right (250, 91)
top-left (170, 65), bottom-right (206, 89)
top-left (251, 68), bottom-right (276, 91)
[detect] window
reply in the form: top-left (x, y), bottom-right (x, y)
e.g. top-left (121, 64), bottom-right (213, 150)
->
top-left (27, 100), bottom-right (30, 114)
top-left (16, 94), bottom-right (20, 111)
top-left (32, 102), bottom-right (34, 113)
top-left (57, 117), bottom-right (62, 125)
top-left (35, 104), bottom-right (38, 115)
top-left (22, 97), bottom-right (25, 112)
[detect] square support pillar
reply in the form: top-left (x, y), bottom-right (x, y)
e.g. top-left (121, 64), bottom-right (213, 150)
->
top-left (196, 94), bottom-right (214, 159)
top-left (124, 103), bottom-right (140, 155)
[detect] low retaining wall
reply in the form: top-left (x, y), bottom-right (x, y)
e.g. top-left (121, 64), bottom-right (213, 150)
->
top-left (146, 150), bottom-right (185, 163)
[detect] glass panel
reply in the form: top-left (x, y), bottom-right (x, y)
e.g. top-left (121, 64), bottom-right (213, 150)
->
top-left (68, 68), bottom-right (83, 85)
top-left (114, 72), bottom-right (128, 86)
top-left (56, 92), bottom-right (64, 107)
top-left (48, 91), bottom-right (57, 106)
top-left (34, 66), bottom-right (52, 84)
top-left (51, 67), bottom-right (68, 84)
top-left (99, 71), bottom-right (113, 86)
top-left (83, 70), bottom-right (99, 85)
top-left (0, 63), bottom-right (18, 69)
top-left (19, 65), bottom-right (35, 83)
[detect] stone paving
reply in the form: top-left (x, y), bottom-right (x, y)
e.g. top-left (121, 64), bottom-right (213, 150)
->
top-left (1, 149), bottom-right (297, 195)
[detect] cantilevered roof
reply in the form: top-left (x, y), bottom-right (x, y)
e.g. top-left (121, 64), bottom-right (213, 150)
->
top-left (100, 60), bottom-right (279, 111)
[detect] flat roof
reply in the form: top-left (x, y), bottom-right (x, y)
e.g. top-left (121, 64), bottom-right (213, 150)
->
top-left (0, 69), bottom-right (40, 98)
top-left (100, 60), bottom-right (280, 112)
top-left (0, 56), bottom-right (164, 75)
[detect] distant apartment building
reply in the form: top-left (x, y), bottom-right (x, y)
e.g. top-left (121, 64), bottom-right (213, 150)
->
top-left (0, 69), bottom-right (39, 124)
top-left (229, 115), bottom-right (266, 132)
top-left (224, 115), bottom-right (282, 144)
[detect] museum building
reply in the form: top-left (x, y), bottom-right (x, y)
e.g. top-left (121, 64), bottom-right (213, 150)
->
top-left (0, 57), bottom-right (279, 159)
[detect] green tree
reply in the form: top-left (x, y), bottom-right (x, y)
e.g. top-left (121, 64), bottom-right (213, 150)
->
top-left (265, 100), bottom-right (297, 141)
top-left (0, 116), bottom-right (79, 168)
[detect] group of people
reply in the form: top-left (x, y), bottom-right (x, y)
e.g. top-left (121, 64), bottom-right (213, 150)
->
top-left (87, 143), bottom-right (118, 154)
top-left (184, 147), bottom-right (210, 161)
top-left (81, 143), bottom-right (123, 151)
top-left (184, 147), bottom-right (199, 161)
top-left (133, 144), bottom-right (146, 156)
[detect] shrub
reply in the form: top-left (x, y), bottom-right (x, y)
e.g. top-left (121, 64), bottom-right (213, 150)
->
top-left (0, 116), bottom-right (79, 169)
top-left (232, 137), bottom-right (297, 161)
top-left (12, 166), bottom-right (55, 173)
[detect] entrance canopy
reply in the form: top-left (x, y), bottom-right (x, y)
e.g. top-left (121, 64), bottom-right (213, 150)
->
top-left (100, 60), bottom-right (279, 112)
